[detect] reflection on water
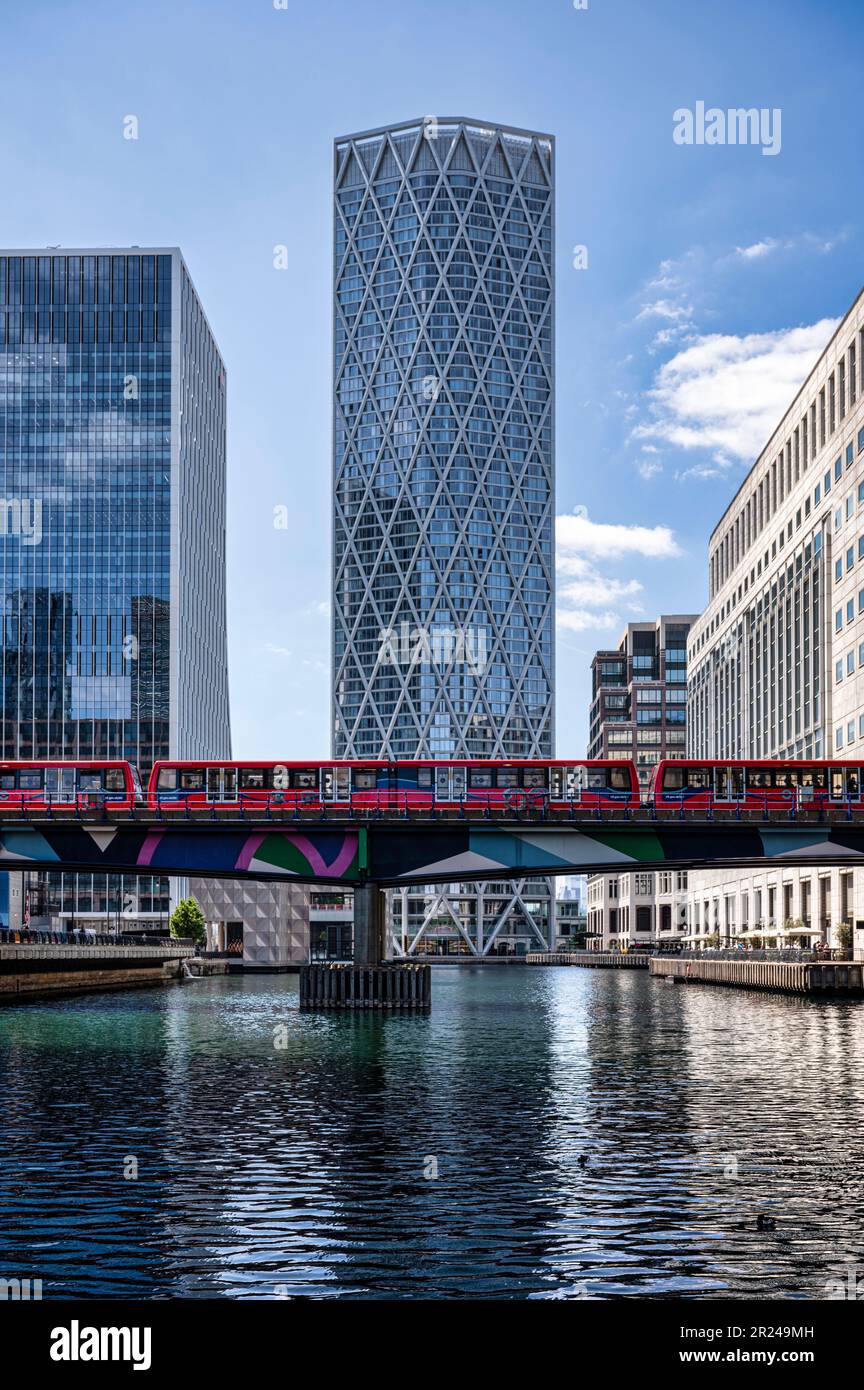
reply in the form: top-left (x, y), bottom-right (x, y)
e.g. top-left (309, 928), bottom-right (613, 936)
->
top-left (1, 967), bottom-right (863, 1299)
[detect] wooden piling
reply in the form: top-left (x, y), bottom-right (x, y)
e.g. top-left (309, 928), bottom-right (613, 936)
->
top-left (299, 962), bottom-right (431, 1010)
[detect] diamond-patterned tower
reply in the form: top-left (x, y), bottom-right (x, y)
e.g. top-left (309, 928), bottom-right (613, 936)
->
top-left (332, 118), bottom-right (555, 954)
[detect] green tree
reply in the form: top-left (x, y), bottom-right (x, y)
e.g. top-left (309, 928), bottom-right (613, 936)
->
top-left (836, 920), bottom-right (853, 952)
top-left (170, 897), bottom-right (206, 946)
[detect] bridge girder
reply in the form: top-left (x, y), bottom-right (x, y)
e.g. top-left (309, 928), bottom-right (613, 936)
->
top-left (1, 816), bottom-right (864, 884)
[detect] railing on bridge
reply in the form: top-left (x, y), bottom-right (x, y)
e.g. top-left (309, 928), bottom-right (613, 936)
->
top-left (2, 787), bottom-right (864, 823)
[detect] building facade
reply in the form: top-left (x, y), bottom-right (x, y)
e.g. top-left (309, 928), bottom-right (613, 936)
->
top-left (586, 616), bottom-right (696, 949)
top-left (587, 870), bottom-right (689, 951)
top-left (331, 117), bottom-right (556, 955)
top-left (686, 285), bottom-right (864, 952)
top-left (0, 247), bottom-right (230, 929)
top-left (588, 616), bottom-right (697, 792)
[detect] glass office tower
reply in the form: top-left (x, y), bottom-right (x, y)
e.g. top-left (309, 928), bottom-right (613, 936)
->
top-left (332, 119), bottom-right (555, 955)
top-left (0, 248), bottom-right (230, 927)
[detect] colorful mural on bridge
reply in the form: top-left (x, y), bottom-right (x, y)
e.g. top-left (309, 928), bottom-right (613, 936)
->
top-left (0, 827), bottom-right (361, 881)
top-left (2, 819), bottom-right (864, 882)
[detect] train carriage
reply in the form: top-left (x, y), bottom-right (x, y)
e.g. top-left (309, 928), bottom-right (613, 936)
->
top-left (147, 759), bottom-right (641, 810)
top-left (0, 760), bottom-right (141, 811)
top-left (651, 759), bottom-right (864, 809)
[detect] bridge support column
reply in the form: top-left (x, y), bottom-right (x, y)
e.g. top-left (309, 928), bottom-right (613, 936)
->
top-left (352, 882), bottom-right (386, 965)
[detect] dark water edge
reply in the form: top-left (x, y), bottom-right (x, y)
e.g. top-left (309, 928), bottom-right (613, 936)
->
top-left (1, 966), bottom-right (863, 1300)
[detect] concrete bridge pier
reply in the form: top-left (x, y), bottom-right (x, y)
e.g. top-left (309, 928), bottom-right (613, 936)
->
top-left (352, 882), bottom-right (387, 965)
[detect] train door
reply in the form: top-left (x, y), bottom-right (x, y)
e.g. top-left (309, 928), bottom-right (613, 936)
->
top-left (321, 765), bottom-right (351, 802)
top-left (44, 767), bottom-right (76, 802)
top-left (451, 767), bottom-right (467, 801)
top-left (570, 766), bottom-right (586, 803)
top-left (207, 767), bottom-right (224, 801)
top-left (435, 766), bottom-right (450, 800)
top-left (830, 769), bottom-right (845, 801)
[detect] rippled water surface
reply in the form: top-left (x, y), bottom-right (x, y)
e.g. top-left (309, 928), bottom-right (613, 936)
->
top-left (1, 967), bottom-right (864, 1299)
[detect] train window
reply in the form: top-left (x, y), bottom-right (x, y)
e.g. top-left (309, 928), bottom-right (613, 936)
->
top-left (158, 768), bottom-right (177, 790)
top-left (849, 770), bottom-right (861, 796)
top-left (0, 774), bottom-right (15, 789)
top-left (354, 771), bottom-right (375, 790)
top-left (663, 767), bottom-right (685, 790)
top-left (523, 770), bottom-right (547, 788)
top-left (78, 772), bottom-right (103, 792)
top-left (586, 771), bottom-right (606, 789)
top-left (19, 772), bottom-right (43, 789)
top-left (292, 769), bottom-right (317, 789)
top-left (240, 769), bottom-right (266, 789)
top-left (687, 769), bottom-right (710, 789)
top-left (469, 769), bottom-right (493, 787)
top-left (416, 768), bottom-right (433, 788)
top-left (181, 770), bottom-right (205, 790)
top-left (497, 771), bottom-right (519, 788)
top-left (104, 769), bottom-right (125, 792)
top-left (609, 769), bottom-right (630, 791)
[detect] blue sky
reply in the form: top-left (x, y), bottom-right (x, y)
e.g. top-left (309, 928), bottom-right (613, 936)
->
top-left (2, 0), bottom-right (862, 756)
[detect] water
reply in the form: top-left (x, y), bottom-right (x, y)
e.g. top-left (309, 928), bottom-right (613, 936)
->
top-left (1, 967), bottom-right (863, 1300)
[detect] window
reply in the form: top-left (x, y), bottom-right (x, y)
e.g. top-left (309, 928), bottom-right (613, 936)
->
top-left (239, 769), bottom-right (266, 789)
top-left (158, 768), bottom-right (177, 790)
top-left (847, 600), bottom-right (855, 623)
top-left (19, 772), bottom-right (43, 789)
top-left (849, 653), bottom-right (856, 675)
top-left (417, 768), bottom-right (433, 787)
top-left (105, 769), bottom-right (125, 792)
top-left (292, 769), bottom-right (318, 788)
top-left (825, 471), bottom-right (831, 495)
top-left (836, 609), bottom-right (843, 631)
top-left (469, 769), bottom-right (493, 787)
top-left (837, 728), bottom-right (844, 750)
top-left (181, 770), bottom-right (206, 789)
top-left (0, 774), bottom-right (15, 790)
top-left (836, 558), bottom-right (843, 581)
top-left (78, 772), bottom-right (103, 792)
top-left (836, 660), bottom-right (843, 682)
top-left (354, 771), bottom-right (376, 790)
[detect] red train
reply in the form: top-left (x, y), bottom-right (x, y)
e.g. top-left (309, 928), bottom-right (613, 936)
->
top-left (0, 760), bottom-right (141, 810)
top-left (146, 759), bottom-right (640, 810)
top-left (650, 759), bottom-right (863, 808)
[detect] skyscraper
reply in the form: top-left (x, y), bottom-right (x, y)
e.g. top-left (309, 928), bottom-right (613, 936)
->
top-left (0, 247), bottom-right (230, 927)
top-left (332, 118), bottom-right (555, 955)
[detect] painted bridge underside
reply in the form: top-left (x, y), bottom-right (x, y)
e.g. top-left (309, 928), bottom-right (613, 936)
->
top-left (3, 817), bottom-right (864, 883)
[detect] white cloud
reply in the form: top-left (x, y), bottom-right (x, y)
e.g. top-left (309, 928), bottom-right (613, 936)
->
top-left (734, 239), bottom-right (778, 261)
top-left (636, 298), bottom-right (693, 323)
top-left (556, 510), bottom-right (682, 560)
top-left (633, 318), bottom-right (839, 464)
top-left (555, 511), bottom-right (682, 636)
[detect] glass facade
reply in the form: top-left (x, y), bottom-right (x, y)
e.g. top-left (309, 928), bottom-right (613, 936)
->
top-left (332, 118), bottom-right (555, 760)
top-left (0, 248), bottom-right (230, 925)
